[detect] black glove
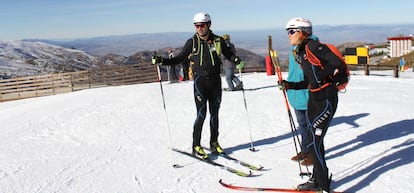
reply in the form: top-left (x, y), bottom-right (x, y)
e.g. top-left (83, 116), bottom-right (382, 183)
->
top-left (278, 80), bottom-right (290, 90)
top-left (151, 55), bottom-right (163, 65)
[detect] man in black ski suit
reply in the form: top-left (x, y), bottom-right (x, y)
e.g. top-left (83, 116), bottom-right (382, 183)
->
top-left (152, 12), bottom-right (245, 159)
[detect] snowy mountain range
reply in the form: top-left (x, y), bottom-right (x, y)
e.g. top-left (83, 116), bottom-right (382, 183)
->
top-left (1, 24), bottom-right (413, 79)
top-left (0, 41), bottom-right (153, 79)
top-left (24, 24), bottom-right (414, 57)
top-left (0, 41), bottom-right (100, 78)
top-left (0, 41), bottom-right (264, 79)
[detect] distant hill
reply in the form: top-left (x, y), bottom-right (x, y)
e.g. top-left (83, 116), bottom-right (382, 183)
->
top-left (0, 41), bottom-right (264, 79)
top-left (0, 41), bottom-right (143, 78)
top-left (4, 24), bottom-right (414, 79)
top-left (0, 41), bottom-right (99, 78)
top-left (23, 23), bottom-right (414, 59)
top-left (24, 32), bottom-right (194, 57)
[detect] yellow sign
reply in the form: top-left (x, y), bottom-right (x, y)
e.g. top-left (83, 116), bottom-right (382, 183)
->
top-left (345, 47), bottom-right (369, 65)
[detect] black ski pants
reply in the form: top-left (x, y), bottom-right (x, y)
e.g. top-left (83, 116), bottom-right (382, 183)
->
top-left (306, 93), bottom-right (338, 192)
top-left (192, 75), bottom-right (222, 148)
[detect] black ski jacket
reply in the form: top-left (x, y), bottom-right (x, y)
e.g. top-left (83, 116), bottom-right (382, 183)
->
top-left (162, 31), bottom-right (239, 77)
top-left (288, 39), bottom-right (342, 100)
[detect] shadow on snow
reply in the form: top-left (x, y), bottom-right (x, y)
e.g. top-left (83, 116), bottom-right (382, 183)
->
top-left (225, 113), bottom-right (370, 154)
top-left (329, 119), bottom-right (414, 192)
top-left (225, 114), bottom-right (413, 192)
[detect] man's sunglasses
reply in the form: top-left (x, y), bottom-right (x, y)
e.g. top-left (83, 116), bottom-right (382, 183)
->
top-left (195, 23), bottom-right (207, 28)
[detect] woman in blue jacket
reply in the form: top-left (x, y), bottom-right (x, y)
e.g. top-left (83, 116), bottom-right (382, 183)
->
top-left (281, 17), bottom-right (340, 192)
top-left (287, 34), bottom-right (319, 166)
top-left (287, 45), bottom-right (311, 164)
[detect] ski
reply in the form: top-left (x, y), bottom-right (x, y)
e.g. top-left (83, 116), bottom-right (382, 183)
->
top-left (220, 154), bottom-right (264, 171)
top-left (204, 148), bottom-right (265, 171)
top-left (172, 148), bottom-right (257, 177)
top-left (223, 88), bottom-right (243, 92)
top-left (219, 179), bottom-right (344, 193)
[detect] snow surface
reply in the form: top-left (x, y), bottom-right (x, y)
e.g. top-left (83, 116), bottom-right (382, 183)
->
top-left (0, 70), bottom-right (413, 193)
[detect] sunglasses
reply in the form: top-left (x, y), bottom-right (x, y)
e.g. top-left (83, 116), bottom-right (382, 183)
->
top-left (195, 23), bottom-right (207, 28)
top-left (287, 29), bottom-right (300, 35)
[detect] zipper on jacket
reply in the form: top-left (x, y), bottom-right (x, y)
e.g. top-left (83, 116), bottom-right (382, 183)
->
top-left (208, 43), bottom-right (216, 66)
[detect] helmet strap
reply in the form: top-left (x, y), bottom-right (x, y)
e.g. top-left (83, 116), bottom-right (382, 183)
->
top-left (299, 30), bottom-right (308, 40)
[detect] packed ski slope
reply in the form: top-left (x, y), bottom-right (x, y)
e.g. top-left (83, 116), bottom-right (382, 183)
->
top-left (0, 70), bottom-right (413, 193)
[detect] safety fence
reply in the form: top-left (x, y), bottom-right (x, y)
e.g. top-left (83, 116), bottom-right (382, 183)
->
top-left (0, 64), bottom-right (266, 102)
top-left (0, 63), bottom-right (157, 102)
top-left (6, 62), bottom-right (406, 103)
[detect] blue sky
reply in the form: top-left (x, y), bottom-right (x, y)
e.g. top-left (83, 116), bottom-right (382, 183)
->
top-left (1, 0), bottom-right (413, 40)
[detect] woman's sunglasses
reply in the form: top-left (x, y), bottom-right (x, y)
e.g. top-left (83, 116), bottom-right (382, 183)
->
top-left (288, 29), bottom-right (300, 35)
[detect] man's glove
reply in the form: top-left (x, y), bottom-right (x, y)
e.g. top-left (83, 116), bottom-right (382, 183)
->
top-left (234, 57), bottom-right (244, 70)
top-left (151, 55), bottom-right (163, 65)
top-left (278, 80), bottom-right (290, 90)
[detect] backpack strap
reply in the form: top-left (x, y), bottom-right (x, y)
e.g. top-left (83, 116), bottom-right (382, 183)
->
top-left (213, 36), bottom-right (222, 56)
top-left (191, 33), bottom-right (222, 56)
top-left (305, 42), bottom-right (332, 92)
top-left (309, 82), bottom-right (332, 92)
top-left (191, 33), bottom-right (200, 55)
top-left (305, 43), bottom-right (324, 69)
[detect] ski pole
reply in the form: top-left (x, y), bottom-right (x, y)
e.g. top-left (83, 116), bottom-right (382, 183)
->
top-left (269, 49), bottom-right (311, 177)
top-left (238, 69), bottom-right (256, 152)
top-left (154, 52), bottom-right (180, 168)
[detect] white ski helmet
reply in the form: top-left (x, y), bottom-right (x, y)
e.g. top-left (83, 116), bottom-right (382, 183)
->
top-left (285, 17), bottom-right (312, 35)
top-left (193, 12), bottom-right (211, 24)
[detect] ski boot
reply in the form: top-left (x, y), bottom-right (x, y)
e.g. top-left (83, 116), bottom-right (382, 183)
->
top-left (297, 178), bottom-right (321, 192)
top-left (234, 82), bottom-right (243, 91)
top-left (291, 151), bottom-right (310, 161)
top-left (193, 146), bottom-right (208, 159)
top-left (210, 141), bottom-right (225, 155)
top-left (300, 155), bottom-right (314, 166)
